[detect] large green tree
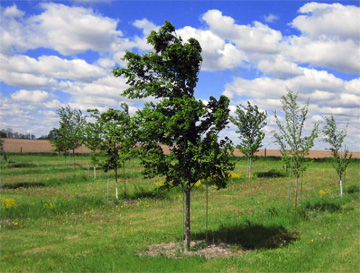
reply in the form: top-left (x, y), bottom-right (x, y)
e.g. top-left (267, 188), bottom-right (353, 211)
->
top-left (230, 101), bottom-right (267, 178)
top-left (113, 21), bottom-right (234, 249)
top-left (273, 89), bottom-right (318, 209)
top-left (323, 115), bottom-right (352, 196)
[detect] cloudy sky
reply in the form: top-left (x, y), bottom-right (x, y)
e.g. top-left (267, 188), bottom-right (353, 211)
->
top-left (0, 0), bottom-right (359, 151)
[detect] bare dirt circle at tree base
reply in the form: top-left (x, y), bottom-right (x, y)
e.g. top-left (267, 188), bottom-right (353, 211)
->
top-left (140, 241), bottom-right (245, 259)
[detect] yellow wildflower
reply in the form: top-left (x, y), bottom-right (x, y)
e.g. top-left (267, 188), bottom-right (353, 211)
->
top-left (230, 173), bottom-right (243, 179)
top-left (1, 198), bottom-right (16, 208)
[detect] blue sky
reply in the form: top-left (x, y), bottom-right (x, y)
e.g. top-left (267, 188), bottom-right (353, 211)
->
top-left (0, 0), bottom-right (359, 150)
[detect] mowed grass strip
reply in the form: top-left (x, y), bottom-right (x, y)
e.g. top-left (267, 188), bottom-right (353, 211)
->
top-left (0, 154), bottom-right (359, 272)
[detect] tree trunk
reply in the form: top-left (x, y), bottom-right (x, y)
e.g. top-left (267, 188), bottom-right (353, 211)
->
top-left (72, 149), bottom-right (75, 169)
top-left (123, 162), bottom-right (127, 196)
top-left (339, 172), bottom-right (343, 197)
top-left (185, 184), bottom-right (191, 250)
top-left (249, 156), bottom-right (252, 178)
top-left (115, 167), bottom-right (118, 200)
top-left (294, 175), bottom-right (299, 209)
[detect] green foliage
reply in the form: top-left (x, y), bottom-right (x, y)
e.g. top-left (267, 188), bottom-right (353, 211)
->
top-left (50, 106), bottom-right (86, 168)
top-left (0, 138), bottom-right (10, 166)
top-left (84, 109), bottom-right (105, 170)
top-left (55, 106), bottom-right (86, 152)
top-left (273, 89), bottom-right (319, 178)
top-left (230, 101), bottom-right (267, 157)
top-left (99, 104), bottom-right (136, 172)
top-left (230, 101), bottom-right (267, 177)
top-left (96, 103), bottom-right (137, 199)
top-left (113, 21), bottom-right (234, 190)
top-left (49, 128), bottom-right (68, 154)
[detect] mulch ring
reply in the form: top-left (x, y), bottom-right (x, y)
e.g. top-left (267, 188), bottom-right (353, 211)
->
top-left (140, 241), bottom-right (244, 259)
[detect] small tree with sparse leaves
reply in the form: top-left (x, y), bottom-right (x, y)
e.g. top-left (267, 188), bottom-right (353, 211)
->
top-left (99, 104), bottom-right (136, 200)
top-left (84, 109), bottom-right (105, 179)
top-left (49, 128), bottom-right (69, 165)
top-left (273, 89), bottom-right (318, 209)
top-left (230, 101), bottom-right (267, 178)
top-left (52, 106), bottom-right (86, 168)
top-left (323, 115), bottom-right (352, 196)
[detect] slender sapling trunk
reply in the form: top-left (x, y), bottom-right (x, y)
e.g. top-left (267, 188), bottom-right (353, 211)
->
top-left (115, 167), bottom-right (118, 200)
top-left (72, 149), bottom-right (75, 169)
top-left (249, 156), bottom-right (252, 178)
top-left (294, 175), bottom-right (299, 210)
top-left (339, 171), bottom-right (343, 197)
top-left (185, 184), bottom-right (191, 250)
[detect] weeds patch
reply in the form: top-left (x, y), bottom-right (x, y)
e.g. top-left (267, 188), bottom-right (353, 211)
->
top-left (121, 185), bottom-right (168, 200)
top-left (0, 196), bottom-right (108, 219)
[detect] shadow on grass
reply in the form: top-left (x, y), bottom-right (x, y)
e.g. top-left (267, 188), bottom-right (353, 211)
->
top-left (346, 185), bottom-right (359, 194)
top-left (255, 169), bottom-right (287, 178)
top-left (1, 174), bottom-right (90, 190)
top-left (11, 162), bottom-right (38, 168)
top-left (193, 221), bottom-right (298, 250)
top-left (304, 199), bottom-right (342, 212)
top-left (1, 182), bottom-right (46, 189)
top-left (118, 185), bottom-right (168, 200)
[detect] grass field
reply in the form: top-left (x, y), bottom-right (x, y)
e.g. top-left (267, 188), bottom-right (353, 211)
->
top-left (0, 153), bottom-right (359, 272)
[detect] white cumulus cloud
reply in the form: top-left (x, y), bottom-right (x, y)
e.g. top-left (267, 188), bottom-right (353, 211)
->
top-left (203, 10), bottom-right (282, 54)
top-left (11, 90), bottom-right (50, 103)
top-left (291, 2), bottom-right (360, 41)
top-left (0, 54), bottom-right (107, 82)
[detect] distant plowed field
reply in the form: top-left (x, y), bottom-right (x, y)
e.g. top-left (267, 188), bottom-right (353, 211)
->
top-left (3, 139), bottom-right (91, 153)
top-left (2, 139), bottom-right (359, 158)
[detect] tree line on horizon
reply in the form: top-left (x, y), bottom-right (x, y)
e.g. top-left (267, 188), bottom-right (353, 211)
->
top-left (0, 128), bottom-right (36, 140)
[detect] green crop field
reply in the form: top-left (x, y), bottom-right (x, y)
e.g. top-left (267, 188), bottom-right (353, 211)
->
top-left (1, 153), bottom-right (359, 272)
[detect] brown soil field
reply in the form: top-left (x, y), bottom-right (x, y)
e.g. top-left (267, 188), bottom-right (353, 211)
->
top-left (2, 139), bottom-right (359, 159)
top-left (3, 139), bottom-right (91, 153)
